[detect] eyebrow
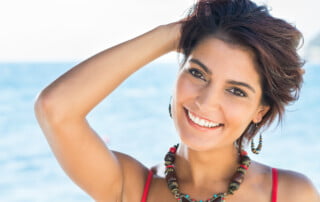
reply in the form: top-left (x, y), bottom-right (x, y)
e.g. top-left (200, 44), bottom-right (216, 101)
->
top-left (189, 58), bottom-right (256, 93)
top-left (227, 80), bottom-right (256, 93)
top-left (189, 58), bottom-right (212, 75)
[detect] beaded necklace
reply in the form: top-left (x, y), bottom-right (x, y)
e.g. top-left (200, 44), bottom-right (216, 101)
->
top-left (164, 144), bottom-right (251, 202)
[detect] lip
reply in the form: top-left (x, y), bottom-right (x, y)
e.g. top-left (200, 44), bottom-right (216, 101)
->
top-left (184, 108), bottom-right (223, 131)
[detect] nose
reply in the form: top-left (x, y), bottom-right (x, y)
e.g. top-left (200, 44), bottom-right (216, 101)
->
top-left (195, 85), bottom-right (222, 111)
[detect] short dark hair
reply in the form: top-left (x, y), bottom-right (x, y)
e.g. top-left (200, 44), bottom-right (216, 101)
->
top-left (178, 0), bottom-right (304, 147)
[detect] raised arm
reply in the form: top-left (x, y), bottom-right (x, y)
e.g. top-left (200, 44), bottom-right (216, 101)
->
top-left (34, 23), bottom-right (181, 201)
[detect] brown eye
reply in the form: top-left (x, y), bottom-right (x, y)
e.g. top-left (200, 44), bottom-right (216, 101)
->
top-left (227, 87), bottom-right (247, 97)
top-left (188, 68), bottom-right (206, 81)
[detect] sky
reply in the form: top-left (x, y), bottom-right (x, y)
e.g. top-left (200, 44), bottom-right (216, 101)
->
top-left (0, 0), bottom-right (319, 62)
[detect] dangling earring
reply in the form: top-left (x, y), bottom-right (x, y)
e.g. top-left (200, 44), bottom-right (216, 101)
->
top-left (251, 124), bottom-right (263, 154)
top-left (168, 97), bottom-right (172, 118)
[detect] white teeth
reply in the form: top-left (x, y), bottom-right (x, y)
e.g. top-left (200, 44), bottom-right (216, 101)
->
top-left (199, 119), bottom-right (205, 126)
top-left (187, 111), bottom-right (221, 128)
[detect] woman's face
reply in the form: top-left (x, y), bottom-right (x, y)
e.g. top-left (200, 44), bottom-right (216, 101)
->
top-left (172, 37), bottom-right (269, 151)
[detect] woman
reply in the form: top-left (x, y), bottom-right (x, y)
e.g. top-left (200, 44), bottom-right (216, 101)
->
top-left (35, 0), bottom-right (319, 201)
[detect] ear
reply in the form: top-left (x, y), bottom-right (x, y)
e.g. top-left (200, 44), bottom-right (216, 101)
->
top-left (253, 105), bottom-right (270, 124)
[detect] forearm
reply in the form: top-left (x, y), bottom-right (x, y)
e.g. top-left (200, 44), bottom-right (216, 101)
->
top-left (37, 23), bottom-right (180, 122)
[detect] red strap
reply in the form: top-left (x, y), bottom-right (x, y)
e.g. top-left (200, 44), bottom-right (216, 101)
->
top-left (141, 170), bottom-right (153, 202)
top-left (271, 168), bottom-right (278, 202)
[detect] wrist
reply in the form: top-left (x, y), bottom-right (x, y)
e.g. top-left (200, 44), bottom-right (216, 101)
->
top-left (158, 22), bottom-right (182, 52)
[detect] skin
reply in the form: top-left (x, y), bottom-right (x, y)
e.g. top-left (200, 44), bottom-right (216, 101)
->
top-left (172, 36), bottom-right (268, 152)
top-left (35, 22), bottom-right (320, 202)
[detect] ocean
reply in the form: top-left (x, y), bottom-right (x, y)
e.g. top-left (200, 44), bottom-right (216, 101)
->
top-left (0, 62), bottom-right (319, 201)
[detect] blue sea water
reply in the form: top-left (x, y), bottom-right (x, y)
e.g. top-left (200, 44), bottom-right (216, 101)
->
top-left (0, 61), bottom-right (319, 201)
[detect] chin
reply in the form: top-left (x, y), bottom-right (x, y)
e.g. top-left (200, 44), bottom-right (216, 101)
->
top-left (178, 131), bottom-right (225, 152)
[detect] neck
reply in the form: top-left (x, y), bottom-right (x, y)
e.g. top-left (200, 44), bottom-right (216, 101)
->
top-left (175, 143), bottom-right (240, 187)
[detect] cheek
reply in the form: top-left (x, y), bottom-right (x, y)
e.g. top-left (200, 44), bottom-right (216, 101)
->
top-left (172, 75), bottom-right (199, 124)
top-left (222, 98), bottom-right (258, 133)
top-left (174, 74), bottom-right (198, 102)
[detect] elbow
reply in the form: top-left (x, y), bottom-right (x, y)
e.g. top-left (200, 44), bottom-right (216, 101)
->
top-left (34, 90), bottom-right (53, 123)
top-left (34, 89), bottom-right (65, 126)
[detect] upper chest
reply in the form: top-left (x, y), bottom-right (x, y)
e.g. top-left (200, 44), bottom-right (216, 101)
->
top-left (146, 173), bottom-right (273, 202)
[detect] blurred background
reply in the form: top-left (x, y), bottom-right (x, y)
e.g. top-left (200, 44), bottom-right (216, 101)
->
top-left (1, 0), bottom-right (319, 201)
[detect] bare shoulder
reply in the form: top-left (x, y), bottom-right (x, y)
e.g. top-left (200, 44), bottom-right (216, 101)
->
top-left (113, 151), bottom-right (150, 201)
top-left (277, 169), bottom-right (320, 202)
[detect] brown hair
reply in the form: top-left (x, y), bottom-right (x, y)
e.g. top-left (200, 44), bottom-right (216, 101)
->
top-left (178, 0), bottom-right (304, 147)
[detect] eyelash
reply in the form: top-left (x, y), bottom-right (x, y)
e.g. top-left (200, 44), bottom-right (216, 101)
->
top-left (187, 68), bottom-right (247, 97)
top-left (188, 68), bottom-right (206, 81)
top-left (226, 87), bottom-right (247, 97)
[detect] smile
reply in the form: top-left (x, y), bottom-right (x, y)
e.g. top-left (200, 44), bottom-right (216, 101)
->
top-left (186, 109), bottom-right (223, 129)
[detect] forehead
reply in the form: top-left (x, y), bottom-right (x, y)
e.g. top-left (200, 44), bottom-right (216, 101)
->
top-left (189, 37), bottom-right (261, 86)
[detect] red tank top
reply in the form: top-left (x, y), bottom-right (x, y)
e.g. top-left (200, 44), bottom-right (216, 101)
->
top-left (141, 168), bottom-right (279, 202)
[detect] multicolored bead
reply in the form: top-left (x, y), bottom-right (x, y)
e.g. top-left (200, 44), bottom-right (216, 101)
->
top-left (164, 144), bottom-right (251, 202)
top-left (231, 171), bottom-right (245, 184)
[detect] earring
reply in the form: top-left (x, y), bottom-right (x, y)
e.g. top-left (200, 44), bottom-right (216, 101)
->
top-left (251, 124), bottom-right (263, 154)
top-left (168, 97), bottom-right (172, 118)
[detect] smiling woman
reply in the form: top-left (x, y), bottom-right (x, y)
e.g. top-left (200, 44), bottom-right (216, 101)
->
top-left (177, 0), bottom-right (305, 154)
top-left (173, 37), bottom-right (267, 153)
top-left (34, 0), bottom-right (319, 201)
